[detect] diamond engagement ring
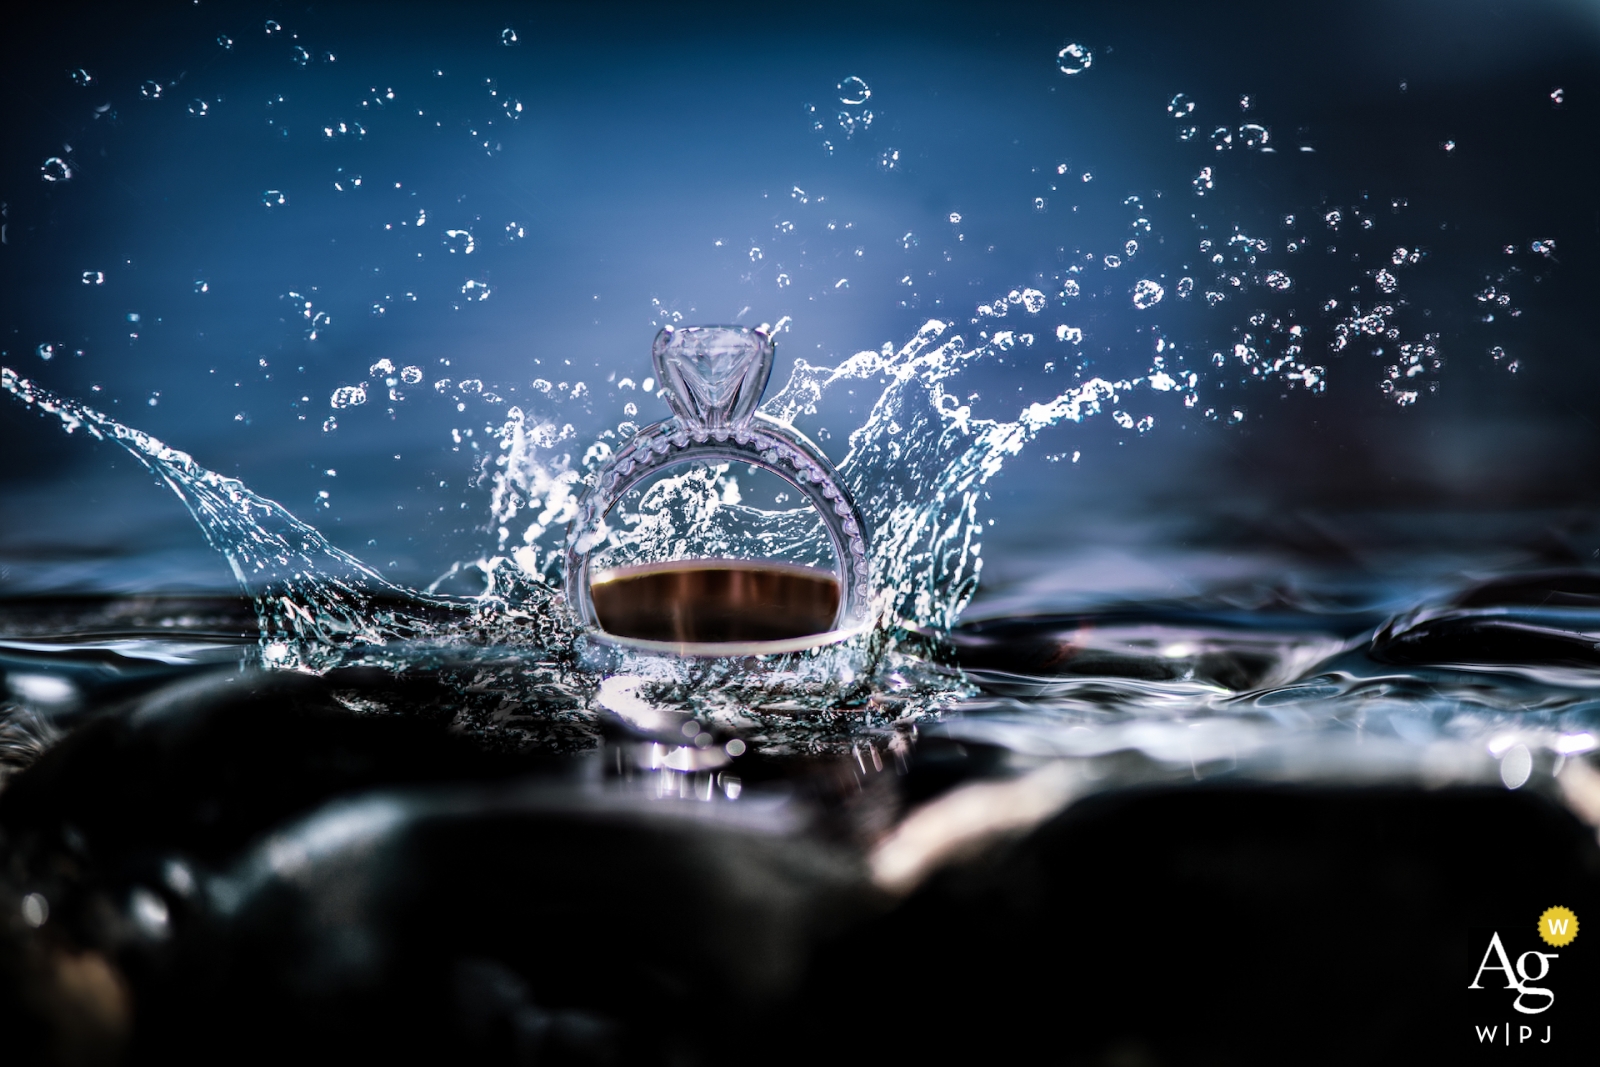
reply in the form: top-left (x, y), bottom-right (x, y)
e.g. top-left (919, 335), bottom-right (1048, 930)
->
top-left (564, 325), bottom-right (871, 653)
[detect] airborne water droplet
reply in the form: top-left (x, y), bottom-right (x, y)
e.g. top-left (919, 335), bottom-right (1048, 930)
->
top-left (330, 385), bottom-right (368, 409)
top-left (1056, 43), bottom-right (1093, 75)
top-left (1132, 279), bottom-right (1164, 309)
top-left (837, 75), bottom-right (871, 105)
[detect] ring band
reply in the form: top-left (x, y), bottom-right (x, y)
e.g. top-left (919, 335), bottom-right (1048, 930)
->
top-left (564, 325), bottom-right (871, 647)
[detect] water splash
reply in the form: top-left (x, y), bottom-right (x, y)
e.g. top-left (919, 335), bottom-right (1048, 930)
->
top-left (0, 367), bottom-right (569, 675)
top-left (4, 316), bottom-right (1177, 708)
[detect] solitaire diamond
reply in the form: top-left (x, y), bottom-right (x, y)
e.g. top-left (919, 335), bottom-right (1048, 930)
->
top-left (652, 325), bottom-right (773, 430)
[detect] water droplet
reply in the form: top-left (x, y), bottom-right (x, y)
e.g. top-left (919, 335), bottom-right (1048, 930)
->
top-left (330, 385), bottom-right (368, 409)
top-left (1176, 277), bottom-right (1194, 298)
top-left (1061, 279), bottom-right (1081, 298)
top-left (81, 270), bottom-right (104, 285)
top-left (1168, 92), bottom-right (1194, 117)
top-left (879, 148), bottom-right (901, 171)
top-left (505, 222), bottom-right (525, 240)
top-left (1550, 87), bottom-right (1565, 107)
top-left (1056, 43), bottom-right (1093, 75)
top-left (1103, 254), bottom-right (1122, 269)
top-left (1440, 139), bottom-right (1456, 153)
top-left (1080, 172), bottom-right (1093, 182)
top-left (1531, 239), bottom-right (1556, 256)
top-left (322, 416), bottom-right (337, 432)
top-left (139, 80), bottom-right (164, 100)
top-left (1055, 324), bottom-right (1084, 344)
top-left (187, 99), bottom-right (209, 117)
top-left (947, 212), bottom-right (962, 225)
top-left (837, 75), bottom-right (871, 105)
top-left (1239, 123), bottom-right (1269, 148)
top-left (748, 246), bottom-right (763, 262)
top-left (1374, 269), bottom-right (1398, 294)
top-left (1124, 239), bottom-right (1139, 257)
top-left (1264, 270), bottom-right (1292, 291)
top-left (1191, 166), bottom-right (1213, 195)
top-left (262, 190), bottom-right (287, 207)
top-left (461, 279), bottom-right (491, 301)
top-left (291, 45), bottom-right (310, 67)
top-left (194, 280), bottom-right (209, 294)
top-left (1020, 288), bottom-right (1047, 313)
top-left (501, 27), bottom-right (519, 46)
top-left (458, 379), bottom-right (483, 395)
top-left (36, 343), bottom-right (62, 361)
top-left (443, 229), bottom-right (475, 254)
top-left (1132, 279), bottom-right (1164, 309)
top-left (68, 69), bottom-right (92, 87)
top-left (776, 273), bottom-right (791, 288)
top-left (502, 98), bottom-right (523, 119)
top-left (1210, 126), bottom-right (1232, 150)
top-left (401, 366), bottom-right (423, 385)
top-left (1034, 197), bottom-right (1048, 212)
top-left (369, 359), bottom-right (396, 378)
top-left (40, 156), bottom-right (72, 182)
top-left (1324, 209), bottom-right (1342, 230)
top-left (265, 19), bottom-right (282, 34)
top-left (1239, 94), bottom-right (1253, 111)
top-left (1177, 125), bottom-right (1198, 142)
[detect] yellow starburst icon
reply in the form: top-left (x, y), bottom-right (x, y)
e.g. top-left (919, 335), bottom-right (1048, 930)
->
top-left (1538, 906), bottom-right (1579, 948)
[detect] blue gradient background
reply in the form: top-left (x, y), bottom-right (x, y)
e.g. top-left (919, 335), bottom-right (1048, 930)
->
top-left (3, 0), bottom-right (1598, 599)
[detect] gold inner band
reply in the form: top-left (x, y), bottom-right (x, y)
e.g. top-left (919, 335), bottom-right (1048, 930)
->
top-left (590, 559), bottom-right (841, 644)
